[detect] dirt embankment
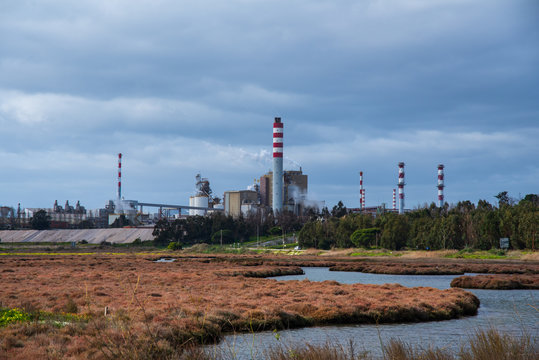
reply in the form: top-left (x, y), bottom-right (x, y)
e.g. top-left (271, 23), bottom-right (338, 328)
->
top-left (451, 274), bottom-right (539, 290)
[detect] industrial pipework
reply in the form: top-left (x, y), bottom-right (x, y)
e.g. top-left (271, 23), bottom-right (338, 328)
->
top-left (437, 164), bottom-right (445, 207)
top-left (272, 117), bottom-right (283, 214)
top-left (398, 162), bottom-right (405, 214)
top-left (118, 153), bottom-right (122, 200)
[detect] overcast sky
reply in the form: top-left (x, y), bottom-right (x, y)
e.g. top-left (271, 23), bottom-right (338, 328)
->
top-left (1, 0), bottom-right (538, 211)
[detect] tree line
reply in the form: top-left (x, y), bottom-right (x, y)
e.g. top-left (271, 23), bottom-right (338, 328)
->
top-left (151, 192), bottom-right (537, 251)
top-left (152, 210), bottom-right (304, 247)
top-left (298, 193), bottom-right (538, 251)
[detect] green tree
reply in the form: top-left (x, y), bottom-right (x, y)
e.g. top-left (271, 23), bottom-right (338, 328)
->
top-left (152, 218), bottom-right (185, 247)
top-left (31, 210), bottom-right (51, 230)
top-left (350, 228), bottom-right (380, 248)
top-left (520, 194), bottom-right (539, 207)
top-left (519, 211), bottom-right (538, 250)
top-left (477, 211), bottom-right (500, 250)
top-left (380, 214), bottom-right (409, 250)
top-left (408, 217), bottom-right (433, 249)
top-left (442, 214), bottom-right (463, 249)
top-left (211, 229), bottom-right (234, 244)
top-left (495, 191), bottom-right (510, 207)
top-left (331, 201), bottom-right (347, 218)
top-left (335, 215), bottom-right (357, 248)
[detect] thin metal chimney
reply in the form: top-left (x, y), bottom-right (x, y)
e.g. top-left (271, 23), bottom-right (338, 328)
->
top-left (393, 189), bottom-right (396, 211)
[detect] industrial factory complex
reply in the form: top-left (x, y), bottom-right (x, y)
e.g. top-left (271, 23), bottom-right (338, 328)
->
top-left (0, 117), bottom-right (447, 232)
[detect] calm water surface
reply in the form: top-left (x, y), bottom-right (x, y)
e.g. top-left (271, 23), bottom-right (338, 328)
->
top-left (211, 267), bottom-right (538, 359)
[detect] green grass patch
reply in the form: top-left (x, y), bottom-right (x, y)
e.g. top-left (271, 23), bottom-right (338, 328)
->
top-left (0, 308), bottom-right (31, 327)
top-left (445, 253), bottom-right (507, 259)
top-left (445, 248), bottom-right (511, 259)
top-left (350, 250), bottom-right (402, 257)
top-left (0, 307), bottom-right (89, 328)
top-left (266, 242), bottom-right (299, 250)
top-left (245, 234), bottom-right (282, 244)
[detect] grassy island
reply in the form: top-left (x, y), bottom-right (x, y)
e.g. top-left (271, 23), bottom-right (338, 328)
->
top-left (451, 274), bottom-right (539, 290)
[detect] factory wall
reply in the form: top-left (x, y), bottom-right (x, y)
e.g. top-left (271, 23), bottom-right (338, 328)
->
top-left (260, 173), bottom-right (273, 207)
top-left (260, 169), bottom-right (308, 213)
top-left (224, 190), bottom-right (258, 218)
top-left (284, 170), bottom-right (308, 204)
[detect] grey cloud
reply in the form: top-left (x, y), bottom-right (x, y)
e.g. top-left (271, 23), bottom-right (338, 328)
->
top-left (0, 0), bottom-right (537, 209)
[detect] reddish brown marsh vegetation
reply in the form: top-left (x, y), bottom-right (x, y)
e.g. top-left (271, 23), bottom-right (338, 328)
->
top-left (0, 254), bottom-right (480, 358)
top-left (328, 260), bottom-right (539, 275)
top-left (451, 274), bottom-right (539, 290)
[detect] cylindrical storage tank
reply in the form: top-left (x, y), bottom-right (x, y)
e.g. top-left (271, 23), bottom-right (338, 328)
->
top-left (193, 195), bottom-right (208, 216)
top-left (189, 196), bottom-right (194, 216)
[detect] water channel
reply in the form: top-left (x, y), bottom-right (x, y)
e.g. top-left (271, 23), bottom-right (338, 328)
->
top-left (211, 267), bottom-right (538, 359)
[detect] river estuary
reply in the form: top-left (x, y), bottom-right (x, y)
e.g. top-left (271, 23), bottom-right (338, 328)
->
top-left (210, 267), bottom-right (538, 359)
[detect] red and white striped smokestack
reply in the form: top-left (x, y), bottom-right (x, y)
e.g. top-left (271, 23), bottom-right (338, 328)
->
top-left (359, 171), bottom-right (364, 210)
top-left (437, 164), bottom-right (445, 207)
top-left (393, 189), bottom-right (396, 210)
top-left (398, 162), bottom-right (405, 214)
top-left (272, 118), bottom-right (283, 213)
top-left (117, 153), bottom-right (122, 200)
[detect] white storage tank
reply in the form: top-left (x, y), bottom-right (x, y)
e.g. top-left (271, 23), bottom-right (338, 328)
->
top-left (189, 195), bottom-right (208, 216)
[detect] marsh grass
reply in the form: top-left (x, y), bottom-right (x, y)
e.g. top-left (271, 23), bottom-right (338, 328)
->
top-left (450, 275), bottom-right (539, 290)
top-left (0, 253), bottom-right (535, 359)
top-left (265, 340), bottom-right (370, 360)
top-left (208, 329), bottom-right (537, 360)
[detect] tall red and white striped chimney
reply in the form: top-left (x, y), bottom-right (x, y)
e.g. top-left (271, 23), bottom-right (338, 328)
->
top-left (117, 153), bottom-right (122, 200)
top-left (272, 118), bottom-right (283, 214)
top-left (359, 171), bottom-right (364, 210)
top-left (392, 189), bottom-right (396, 211)
top-left (437, 164), bottom-right (445, 207)
top-left (398, 162), bottom-right (405, 214)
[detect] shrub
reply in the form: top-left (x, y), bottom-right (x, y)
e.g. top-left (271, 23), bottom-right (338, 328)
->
top-left (0, 308), bottom-right (31, 327)
top-left (268, 226), bottom-right (282, 236)
top-left (64, 298), bottom-right (78, 314)
top-left (167, 242), bottom-right (183, 251)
